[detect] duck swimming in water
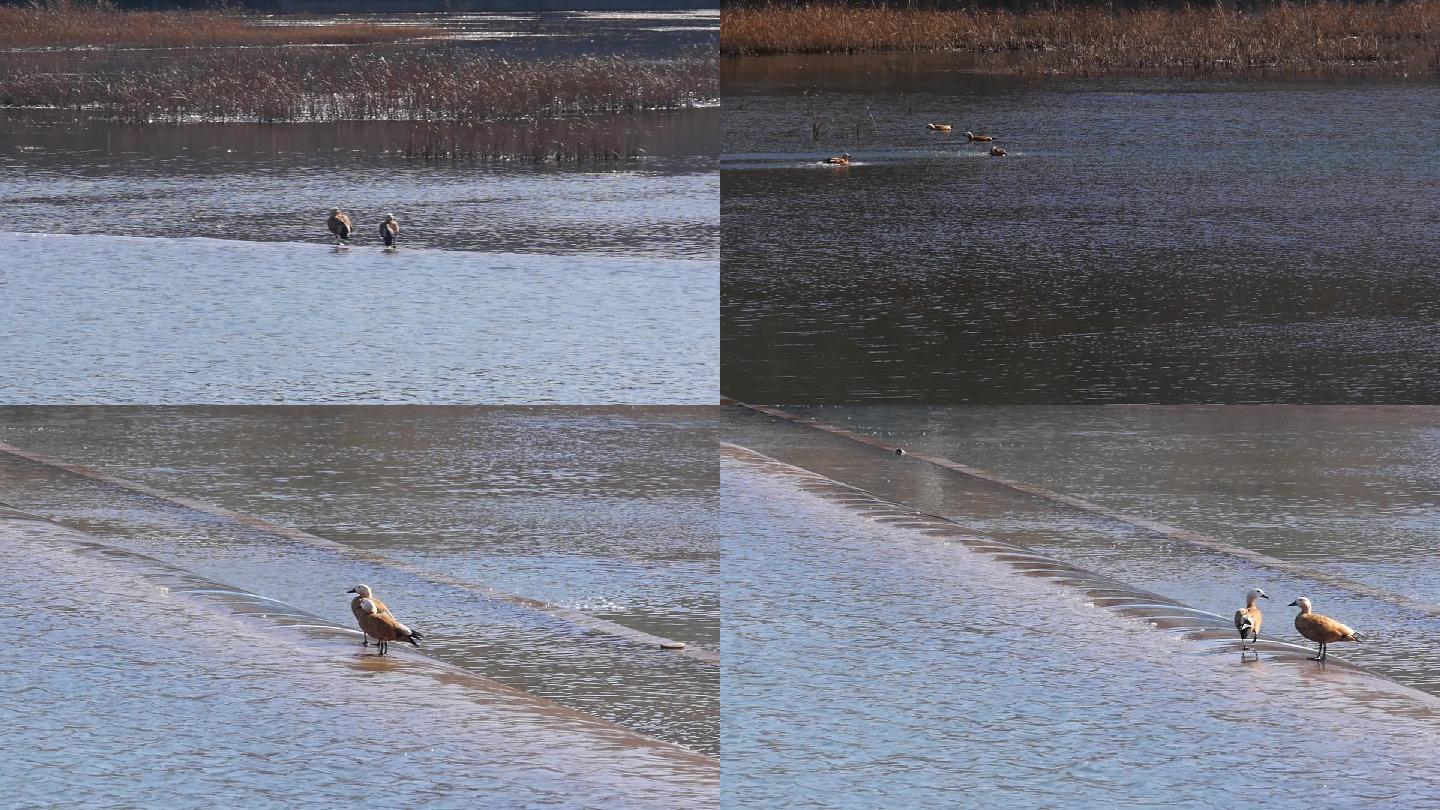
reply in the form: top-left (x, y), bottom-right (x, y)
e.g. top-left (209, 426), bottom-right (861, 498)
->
top-left (926, 123), bottom-right (953, 132)
top-left (822, 153), bottom-right (852, 165)
top-left (966, 131), bottom-right (994, 142)
top-left (989, 146), bottom-right (1007, 157)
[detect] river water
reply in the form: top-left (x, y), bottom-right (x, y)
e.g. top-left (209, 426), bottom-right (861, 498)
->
top-left (722, 435), bottom-right (1440, 806)
top-left (0, 405), bottom-right (718, 757)
top-left (722, 56), bottom-right (1440, 404)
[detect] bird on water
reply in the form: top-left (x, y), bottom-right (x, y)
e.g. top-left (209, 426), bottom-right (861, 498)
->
top-left (355, 596), bottom-right (423, 656)
top-left (347, 584), bottom-right (391, 648)
top-left (822, 153), bottom-right (852, 166)
top-left (379, 214), bottom-right (399, 248)
top-left (327, 208), bottom-right (353, 246)
top-left (966, 131), bottom-right (994, 142)
top-left (1289, 597), bottom-right (1362, 662)
top-left (1234, 587), bottom-right (1268, 651)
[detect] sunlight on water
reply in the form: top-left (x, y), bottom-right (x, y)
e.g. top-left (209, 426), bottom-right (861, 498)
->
top-left (0, 234), bottom-right (716, 403)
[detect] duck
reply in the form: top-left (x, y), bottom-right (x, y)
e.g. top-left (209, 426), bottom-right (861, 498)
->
top-left (355, 597), bottom-right (423, 656)
top-left (1233, 588), bottom-right (1268, 650)
top-left (926, 123), bottom-right (953, 133)
top-left (1289, 597), bottom-right (1363, 662)
top-left (347, 584), bottom-right (391, 648)
top-left (989, 146), bottom-right (1008, 157)
top-left (822, 153), bottom-right (852, 165)
top-left (379, 213), bottom-right (399, 248)
top-left (327, 208), bottom-right (353, 245)
top-left (966, 131), bottom-right (994, 142)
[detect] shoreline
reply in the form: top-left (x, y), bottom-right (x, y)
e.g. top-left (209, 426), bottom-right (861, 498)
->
top-left (720, 3), bottom-right (1440, 77)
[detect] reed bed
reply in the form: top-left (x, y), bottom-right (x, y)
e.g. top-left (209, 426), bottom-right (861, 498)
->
top-left (0, 48), bottom-right (717, 123)
top-left (0, 1), bottom-right (439, 49)
top-left (721, 2), bottom-right (1440, 74)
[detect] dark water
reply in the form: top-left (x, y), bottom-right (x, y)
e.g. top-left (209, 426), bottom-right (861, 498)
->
top-left (0, 406), bottom-right (718, 754)
top-left (722, 445), bottom-right (1440, 806)
top-left (722, 57), bottom-right (1440, 404)
top-left (726, 405), bottom-right (1440, 695)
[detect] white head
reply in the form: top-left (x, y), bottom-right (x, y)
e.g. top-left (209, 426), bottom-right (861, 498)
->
top-left (330, 208), bottom-right (340, 215)
top-left (347, 584), bottom-right (372, 598)
top-left (358, 598), bottom-right (377, 615)
top-left (1247, 588), bottom-right (1269, 603)
top-left (385, 213), bottom-right (395, 222)
top-left (1289, 597), bottom-right (1313, 613)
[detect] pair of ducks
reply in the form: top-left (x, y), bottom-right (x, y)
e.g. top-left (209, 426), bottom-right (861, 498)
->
top-left (1234, 589), bottom-right (1363, 662)
top-left (327, 209), bottom-right (400, 248)
top-left (346, 584), bottom-right (423, 655)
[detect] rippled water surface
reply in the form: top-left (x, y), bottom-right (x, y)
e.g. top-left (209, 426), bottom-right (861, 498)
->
top-left (8, 512), bottom-right (716, 807)
top-left (729, 404), bottom-right (1440, 695)
top-left (722, 57), bottom-right (1440, 403)
top-left (0, 233), bottom-right (715, 403)
top-left (722, 446), bottom-right (1440, 806)
top-left (0, 406), bottom-right (718, 754)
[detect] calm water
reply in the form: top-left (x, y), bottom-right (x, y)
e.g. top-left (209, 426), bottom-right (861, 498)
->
top-left (722, 57), bottom-right (1440, 403)
top-left (727, 405), bottom-right (1440, 695)
top-left (0, 406), bottom-right (718, 754)
top-left (0, 233), bottom-right (715, 403)
top-left (722, 445), bottom-right (1440, 806)
top-left (7, 511), bottom-right (716, 806)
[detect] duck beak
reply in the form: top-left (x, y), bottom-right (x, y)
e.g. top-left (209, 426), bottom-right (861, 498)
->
top-left (346, 588), bottom-right (356, 594)
top-left (1287, 600), bottom-right (1297, 606)
top-left (1261, 594), bottom-right (1270, 599)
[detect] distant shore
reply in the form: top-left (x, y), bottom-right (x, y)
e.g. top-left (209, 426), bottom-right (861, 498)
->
top-left (721, 2), bottom-right (1440, 76)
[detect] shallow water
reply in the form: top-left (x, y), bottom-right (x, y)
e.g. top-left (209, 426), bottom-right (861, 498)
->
top-left (7, 512), bottom-right (716, 807)
top-left (722, 58), bottom-right (1440, 403)
top-left (727, 405), bottom-right (1440, 695)
top-left (0, 233), bottom-right (716, 403)
top-left (0, 406), bottom-right (718, 753)
top-left (722, 448), bottom-right (1440, 806)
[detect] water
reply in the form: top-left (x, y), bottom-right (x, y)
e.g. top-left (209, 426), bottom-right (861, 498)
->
top-left (0, 406), bottom-right (718, 754)
top-left (1, 10), bottom-right (719, 403)
top-left (726, 404), bottom-right (1440, 694)
top-left (0, 233), bottom-right (715, 403)
top-left (722, 57), bottom-right (1440, 403)
top-left (6, 510), bottom-right (716, 807)
top-left (722, 446), bottom-right (1440, 806)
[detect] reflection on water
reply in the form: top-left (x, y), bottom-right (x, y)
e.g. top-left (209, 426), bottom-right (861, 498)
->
top-left (0, 234), bottom-right (716, 403)
top-left (727, 405), bottom-right (1440, 696)
top-left (723, 449), bottom-right (1440, 806)
top-left (722, 59), bottom-right (1440, 403)
top-left (0, 406), bottom-right (717, 754)
top-left (7, 512), bottom-right (716, 806)
top-left (0, 109), bottom-right (718, 258)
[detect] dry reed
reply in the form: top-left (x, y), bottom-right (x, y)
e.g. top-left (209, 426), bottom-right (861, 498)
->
top-left (0, 48), bottom-right (716, 123)
top-left (721, 2), bottom-right (1440, 74)
top-left (0, 0), bottom-right (439, 49)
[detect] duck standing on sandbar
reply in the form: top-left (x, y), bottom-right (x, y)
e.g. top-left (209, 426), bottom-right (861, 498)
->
top-left (1234, 587), bottom-right (1268, 651)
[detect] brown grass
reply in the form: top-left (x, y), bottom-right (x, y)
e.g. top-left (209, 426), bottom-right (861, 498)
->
top-left (721, 2), bottom-right (1440, 74)
top-left (0, 47), bottom-right (717, 124)
top-left (0, 1), bottom-right (439, 49)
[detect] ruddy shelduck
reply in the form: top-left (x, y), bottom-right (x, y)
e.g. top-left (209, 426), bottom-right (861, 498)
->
top-left (379, 214), bottom-right (399, 248)
top-left (1289, 597), bottom-right (1362, 662)
top-left (822, 153), bottom-right (852, 166)
top-left (989, 146), bottom-right (1008, 157)
top-left (926, 123), bottom-right (953, 132)
top-left (966, 131), bottom-right (994, 142)
top-left (356, 597), bottom-right (423, 656)
top-left (1234, 587), bottom-right (1268, 650)
top-left (327, 208), bottom-right (353, 245)
top-left (347, 584), bottom-right (392, 648)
